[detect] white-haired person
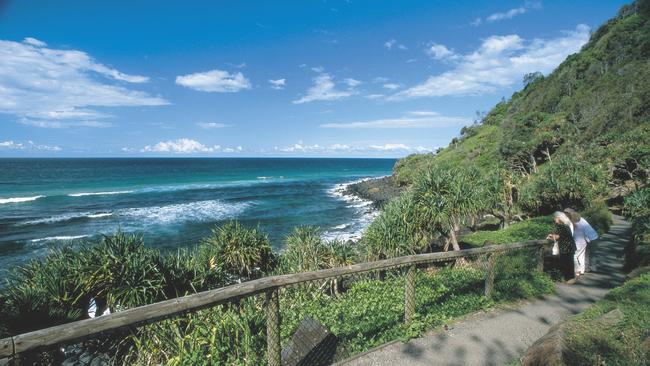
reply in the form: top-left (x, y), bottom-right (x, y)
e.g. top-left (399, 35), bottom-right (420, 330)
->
top-left (547, 212), bottom-right (577, 281)
top-left (564, 208), bottom-right (599, 276)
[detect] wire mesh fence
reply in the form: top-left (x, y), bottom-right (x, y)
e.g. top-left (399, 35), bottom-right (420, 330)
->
top-left (1, 241), bottom-right (548, 366)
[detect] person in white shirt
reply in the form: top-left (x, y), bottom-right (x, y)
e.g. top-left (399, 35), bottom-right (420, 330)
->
top-left (564, 208), bottom-right (599, 276)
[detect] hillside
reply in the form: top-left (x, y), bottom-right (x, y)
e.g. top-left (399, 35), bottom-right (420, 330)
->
top-left (394, 1), bottom-right (650, 198)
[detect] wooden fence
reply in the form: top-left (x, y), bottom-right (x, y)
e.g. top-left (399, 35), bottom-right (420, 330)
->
top-left (0, 240), bottom-right (548, 365)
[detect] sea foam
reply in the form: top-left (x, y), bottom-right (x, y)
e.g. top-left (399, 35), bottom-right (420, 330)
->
top-left (118, 200), bottom-right (250, 225)
top-left (30, 235), bottom-right (89, 243)
top-left (322, 177), bottom-right (383, 242)
top-left (68, 190), bottom-right (133, 197)
top-left (0, 195), bottom-right (45, 204)
top-left (21, 212), bottom-right (113, 225)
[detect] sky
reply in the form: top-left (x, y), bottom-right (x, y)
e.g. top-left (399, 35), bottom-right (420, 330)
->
top-left (0, 0), bottom-right (629, 157)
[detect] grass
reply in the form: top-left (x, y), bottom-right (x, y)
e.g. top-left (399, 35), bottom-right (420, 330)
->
top-left (461, 216), bottom-right (554, 247)
top-left (563, 272), bottom-right (650, 365)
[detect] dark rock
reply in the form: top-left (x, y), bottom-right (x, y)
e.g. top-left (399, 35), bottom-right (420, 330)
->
top-left (281, 316), bottom-right (338, 366)
top-left (521, 322), bottom-right (566, 366)
top-left (595, 308), bottom-right (623, 327)
top-left (626, 265), bottom-right (650, 280)
top-left (346, 176), bottom-right (403, 208)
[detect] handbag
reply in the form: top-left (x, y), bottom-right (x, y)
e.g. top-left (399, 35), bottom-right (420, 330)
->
top-left (552, 240), bottom-right (559, 256)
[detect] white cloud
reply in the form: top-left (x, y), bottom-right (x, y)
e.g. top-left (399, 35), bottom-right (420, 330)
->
top-left (473, 2), bottom-right (542, 26)
top-left (269, 78), bottom-right (286, 90)
top-left (23, 37), bottom-right (47, 47)
top-left (292, 73), bottom-right (356, 104)
top-left (384, 39), bottom-right (407, 50)
top-left (394, 24), bottom-right (590, 99)
top-left (197, 122), bottom-right (228, 129)
top-left (0, 141), bottom-right (23, 149)
top-left (383, 83), bottom-right (400, 90)
top-left (175, 69), bottom-right (251, 93)
top-left (139, 138), bottom-right (243, 154)
top-left (426, 43), bottom-right (458, 60)
top-left (0, 38), bottom-right (166, 126)
top-left (488, 6), bottom-right (528, 22)
top-left (141, 138), bottom-right (221, 154)
top-left (365, 94), bottom-right (385, 100)
top-left (344, 78), bottom-right (362, 87)
top-left (320, 111), bottom-right (469, 129)
top-left (274, 142), bottom-right (435, 154)
top-left (0, 140), bottom-right (61, 151)
top-left (19, 119), bottom-right (113, 128)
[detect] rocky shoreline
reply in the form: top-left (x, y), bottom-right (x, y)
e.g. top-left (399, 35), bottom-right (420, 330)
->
top-left (344, 175), bottom-right (404, 208)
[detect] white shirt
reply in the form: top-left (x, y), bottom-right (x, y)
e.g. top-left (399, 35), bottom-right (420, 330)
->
top-left (573, 218), bottom-right (593, 247)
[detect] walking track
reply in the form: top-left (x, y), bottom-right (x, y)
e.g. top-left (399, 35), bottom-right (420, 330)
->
top-left (342, 216), bottom-right (630, 366)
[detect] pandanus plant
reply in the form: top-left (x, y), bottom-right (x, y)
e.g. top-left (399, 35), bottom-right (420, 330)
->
top-left (483, 167), bottom-right (517, 229)
top-left (280, 226), bottom-right (356, 295)
top-left (199, 221), bottom-right (274, 282)
top-left (410, 165), bottom-right (485, 251)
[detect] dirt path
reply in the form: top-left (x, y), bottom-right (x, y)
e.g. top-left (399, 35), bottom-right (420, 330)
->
top-left (342, 216), bottom-right (630, 366)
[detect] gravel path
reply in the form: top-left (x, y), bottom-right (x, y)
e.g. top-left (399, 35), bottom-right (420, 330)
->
top-left (342, 216), bottom-right (630, 366)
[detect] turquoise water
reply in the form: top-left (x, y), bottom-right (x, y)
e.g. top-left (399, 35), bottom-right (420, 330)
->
top-left (0, 158), bottom-right (395, 270)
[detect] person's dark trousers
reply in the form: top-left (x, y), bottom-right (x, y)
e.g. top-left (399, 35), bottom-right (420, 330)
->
top-left (560, 253), bottom-right (575, 280)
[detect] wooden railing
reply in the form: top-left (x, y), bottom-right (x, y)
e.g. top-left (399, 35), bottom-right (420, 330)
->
top-left (0, 240), bottom-right (548, 364)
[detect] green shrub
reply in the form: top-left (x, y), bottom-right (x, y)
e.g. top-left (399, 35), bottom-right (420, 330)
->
top-left (279, 226), bottom-right (356, 274)
top-left (77, 233), bottom-right (167, 310)
top-left (199, 221), bottom-right (274, 280)
top-left (493, 251), bottom-right (555, 301)
top-left (582, 203), bottom-right (613, 235)
top-left (361, 195), bottom-right (422, 261)
top-left (623, 187), bottom-right (650, 268)
top-left (125, 298), bottom-right (266, 366)
top-left (462, 216), bottom-right (554, 246)
top-left (519, 154), bottom-right (609, 215)
top-left (1, 246), bottom-right (86, 334)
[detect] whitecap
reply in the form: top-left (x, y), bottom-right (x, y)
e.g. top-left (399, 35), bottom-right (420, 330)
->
top-left (0, 195), bottom-right (45, 204)
top-left (117, 200), bottom-right (249, 226)
top-left (30, 235), bottom-right (89, 243)
top-left (20, 211), bottom-right (113, 225)
top-left (68, 190), bottom-right (133, 197)
top-left (86, 213), bottom-right (113, 219)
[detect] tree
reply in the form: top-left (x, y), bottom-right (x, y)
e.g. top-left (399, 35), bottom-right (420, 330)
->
top-left (523, 71), bottom-right (544, 87)
top-left (483, 167), bottom-right (517, 229)
top-left (410, 165), bottom-right (483, 251)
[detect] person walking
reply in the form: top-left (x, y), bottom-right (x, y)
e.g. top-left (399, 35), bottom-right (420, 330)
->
top-left (564, 208), bottom-right (599, 275)
top-left (547, 212), bottom-right (577, 281)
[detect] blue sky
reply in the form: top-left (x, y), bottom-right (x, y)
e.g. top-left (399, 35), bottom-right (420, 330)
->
top-left (0, 0), bottom-right (628, 157)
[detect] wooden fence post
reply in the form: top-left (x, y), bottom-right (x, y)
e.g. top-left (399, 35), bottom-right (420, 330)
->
top-left (266, 289), bottom-right (281, 366)
top-left (537, 245), bottom-right (545, 272)
top-left (404, 265), bottom-right (416, 323)
top-left (484, 253), bottom-right (496, 298)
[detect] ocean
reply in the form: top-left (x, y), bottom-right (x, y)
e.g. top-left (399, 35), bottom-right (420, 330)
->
top-left (0, 158), bottom-right (395, 271)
